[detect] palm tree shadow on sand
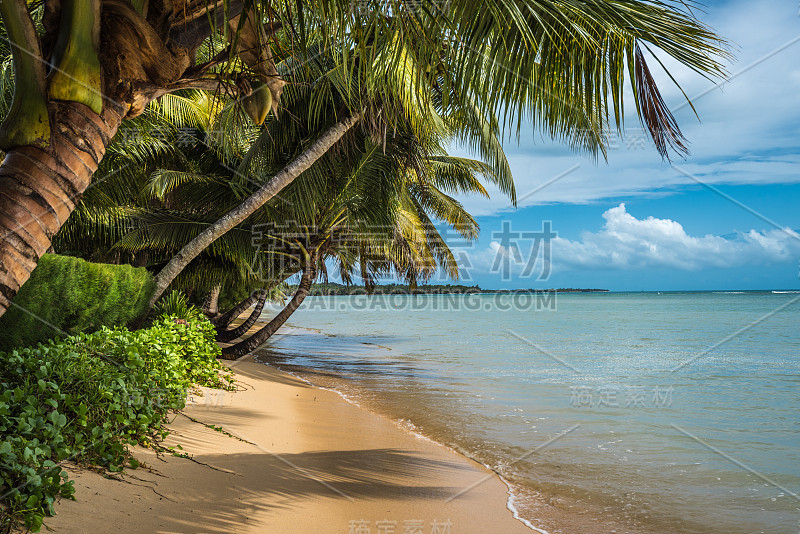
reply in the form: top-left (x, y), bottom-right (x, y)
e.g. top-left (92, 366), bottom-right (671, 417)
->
top-left (133, 448), bottom-right (470, 533)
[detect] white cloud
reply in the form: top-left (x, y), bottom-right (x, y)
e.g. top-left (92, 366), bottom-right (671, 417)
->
top-left (550, 204), bottom-right (800, 271)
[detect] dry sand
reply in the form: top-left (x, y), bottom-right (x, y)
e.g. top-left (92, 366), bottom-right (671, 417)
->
top-left (46, 355), bottom-right (533, 533)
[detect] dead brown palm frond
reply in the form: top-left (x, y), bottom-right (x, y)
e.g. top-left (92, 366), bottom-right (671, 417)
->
top-left (633, 44), bottom-right (687, 159)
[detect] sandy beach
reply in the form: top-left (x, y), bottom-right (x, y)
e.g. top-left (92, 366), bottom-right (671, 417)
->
top-left (46, 354), bottom-right (533, 534)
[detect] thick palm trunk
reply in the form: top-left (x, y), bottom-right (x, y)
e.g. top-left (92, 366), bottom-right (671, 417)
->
top-left (222, 255), bottom-right (316, 357)
top-left (142, 113), bottom-right (361, 316)
top-left (0, 102), bottom-right (123, 316)
top-left (216, 289), bottom-right (268, 342)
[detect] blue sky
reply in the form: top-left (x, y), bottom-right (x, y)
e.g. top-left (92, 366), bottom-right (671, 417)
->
top-left (443, 0), bottom-right (800, 291)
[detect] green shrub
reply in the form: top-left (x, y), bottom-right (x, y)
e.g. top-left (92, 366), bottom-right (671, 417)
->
top-left (0, 314), bottom-right (233, 532)
top-left (0, 254), bottom-right (155, 351)
top-left (144, 315), bottom-right (233, 390)
top-left (153, 290), bottom-right (200, 322)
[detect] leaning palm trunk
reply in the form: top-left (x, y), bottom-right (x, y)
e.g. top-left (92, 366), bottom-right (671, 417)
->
top-left (0, 102), bottom-right (124, 316)
top-left (211, 292), bottom-right (259, 328)
top-left (216, 288), bottom-right (269, 342)
top-left (222, 253), bottom-right (316, 357)
top-left (142, 113), bottom-right (361, 316)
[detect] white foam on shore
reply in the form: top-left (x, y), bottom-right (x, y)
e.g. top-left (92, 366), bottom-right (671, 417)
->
top-left (500, 475), bottom-right (551, 534)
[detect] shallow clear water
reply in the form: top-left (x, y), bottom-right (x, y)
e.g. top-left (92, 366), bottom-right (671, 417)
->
top-left (256, 292), bottom-right (800, 533)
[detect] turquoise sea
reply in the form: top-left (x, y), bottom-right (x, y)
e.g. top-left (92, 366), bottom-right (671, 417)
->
top-left (256, 291), bottom-right (800, 533)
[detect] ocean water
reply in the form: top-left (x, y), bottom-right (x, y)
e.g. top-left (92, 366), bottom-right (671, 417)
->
top-left (254, 292), bottom-right (800, 533)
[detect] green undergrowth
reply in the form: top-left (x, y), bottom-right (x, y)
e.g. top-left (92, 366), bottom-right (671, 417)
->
top-left (0, 313), bottom-right (234, 533)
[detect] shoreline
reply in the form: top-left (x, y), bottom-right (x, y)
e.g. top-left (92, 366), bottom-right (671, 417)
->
top-left (47, 353), bottom-right (533, 533)
top-left (252, 323), bottom-right (659, 534)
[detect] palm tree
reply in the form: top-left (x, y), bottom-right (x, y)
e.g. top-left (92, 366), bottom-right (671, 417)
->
top-left (0, 0), bottom-right (728, 318)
